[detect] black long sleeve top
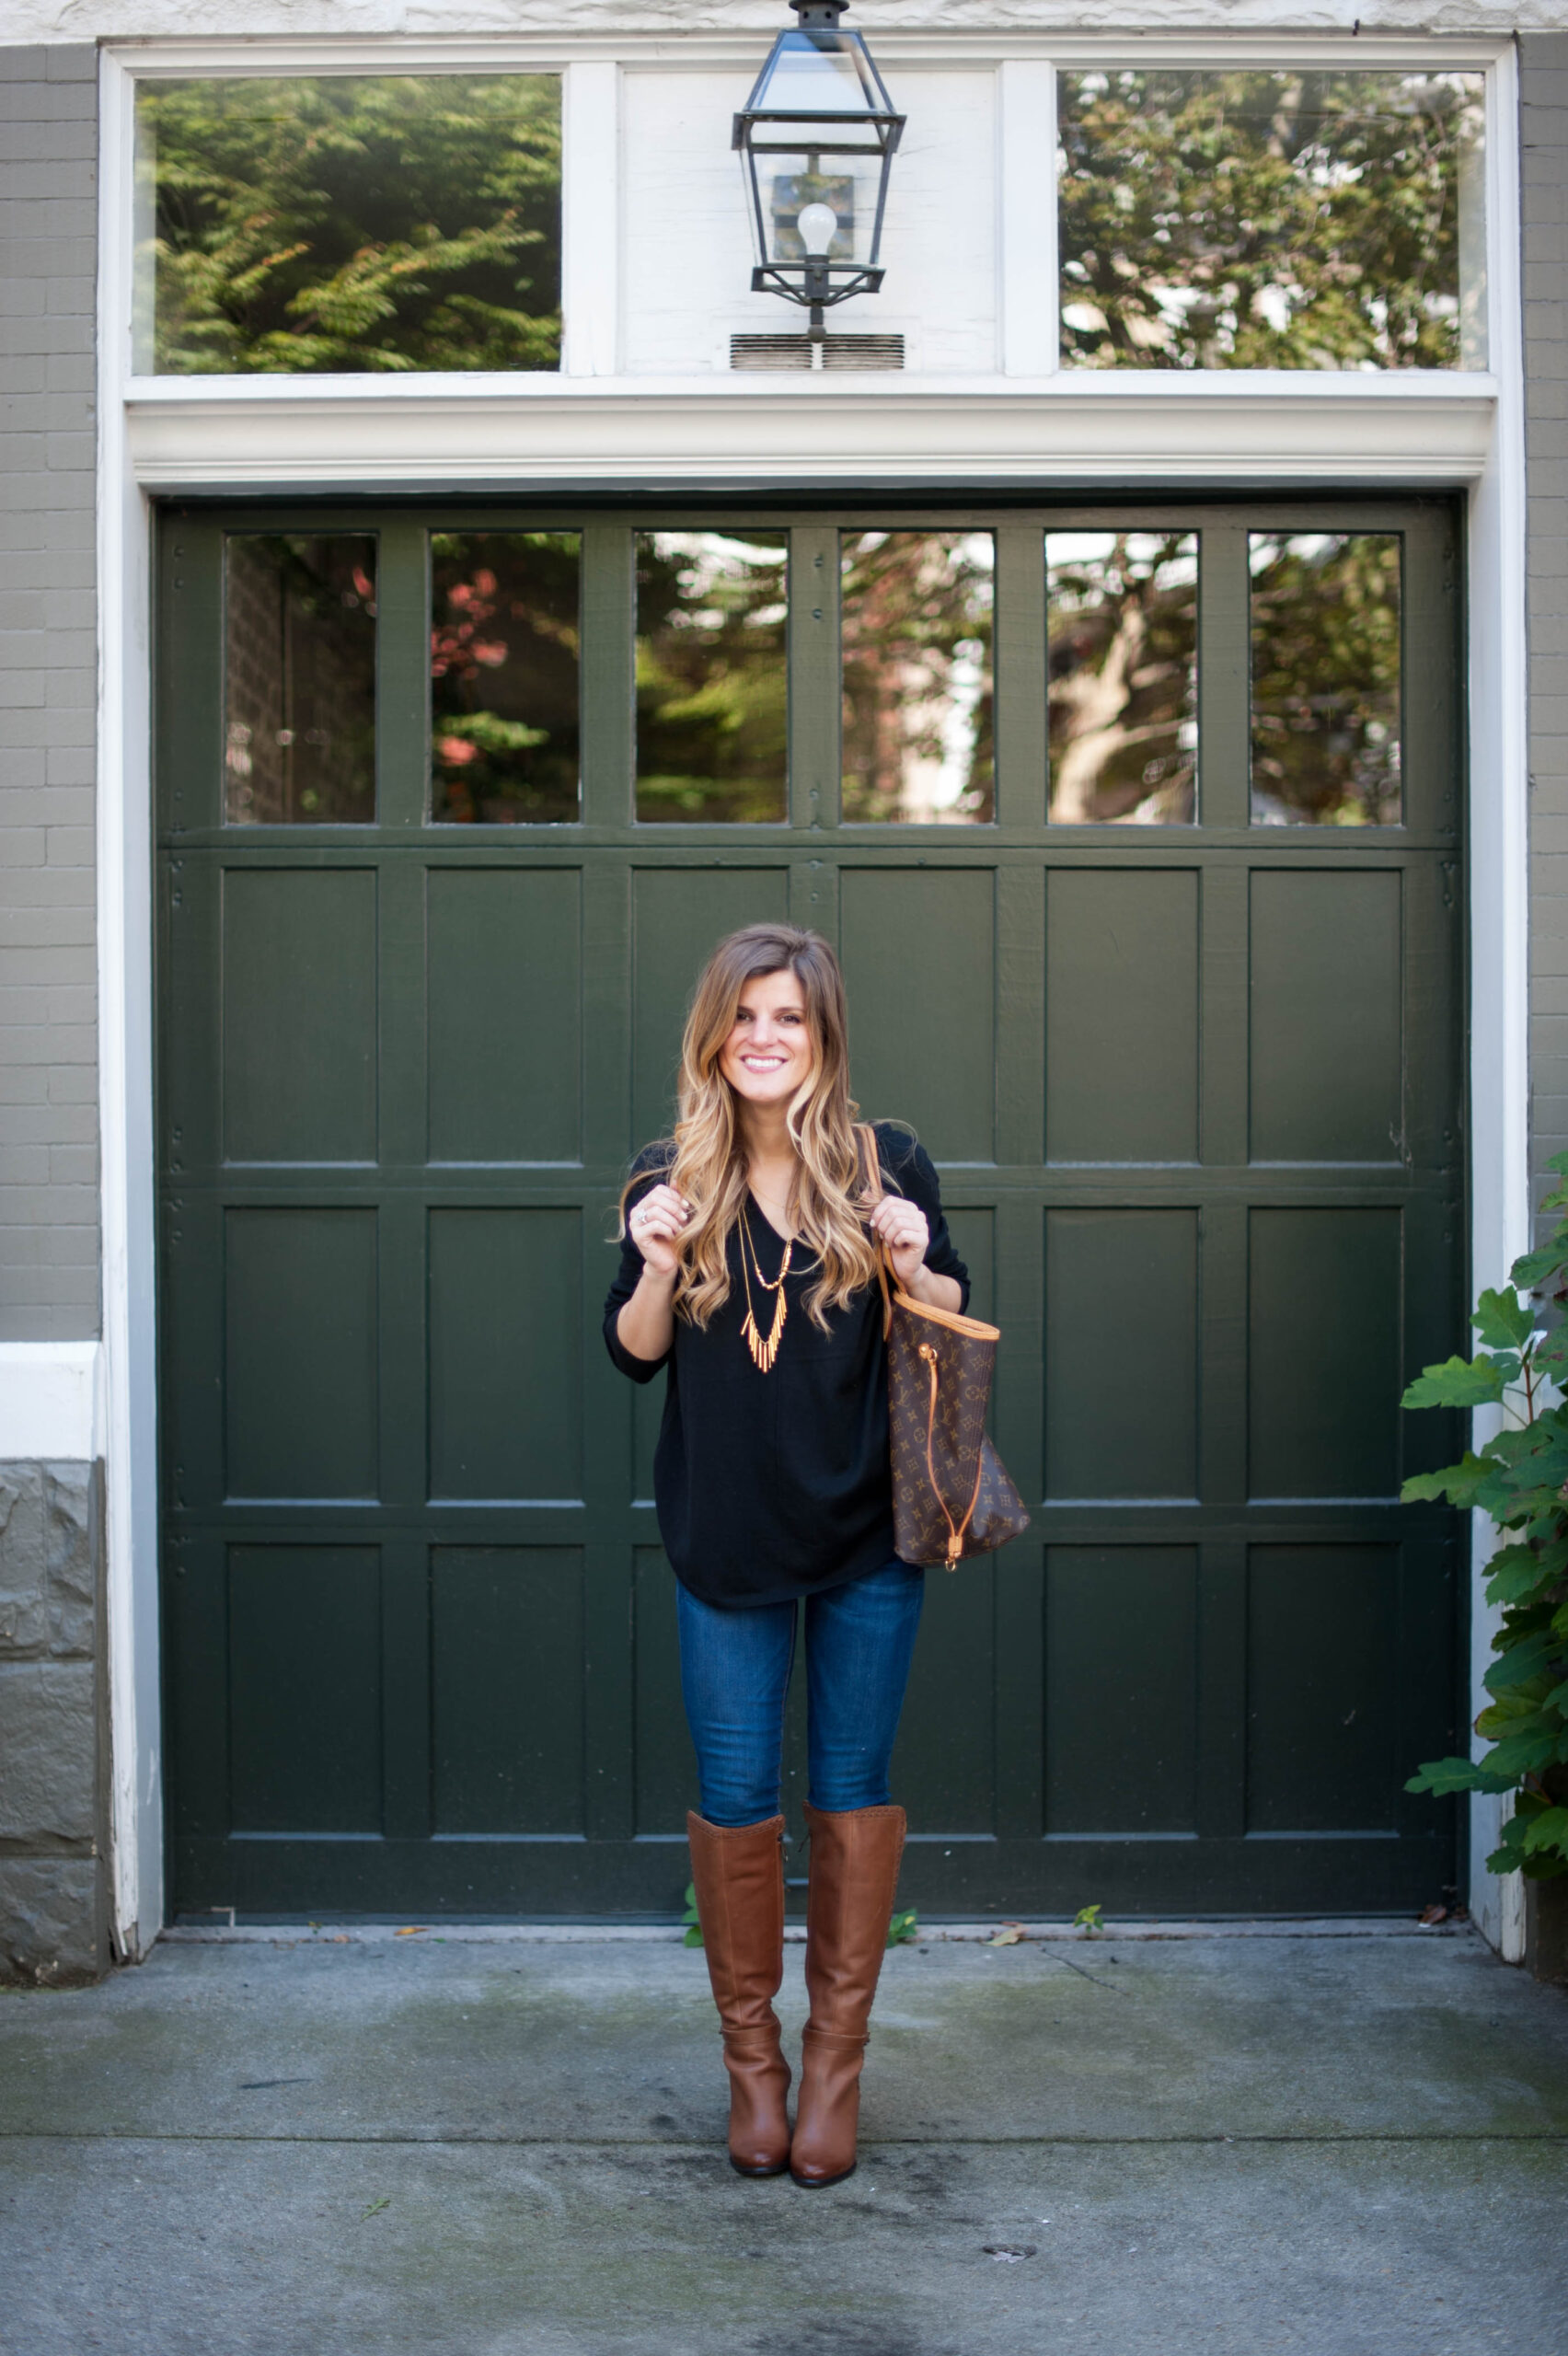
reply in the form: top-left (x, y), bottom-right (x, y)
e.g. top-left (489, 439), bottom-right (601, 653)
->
top-left (602, 1122), bottom-right (970, 1609)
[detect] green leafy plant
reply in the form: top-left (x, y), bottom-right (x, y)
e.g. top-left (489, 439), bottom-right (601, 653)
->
top-left (886, 1907), bottom-right (918, 1949)
top-left (681, 1882), bottom-right (704, 1949)
top-left (1072, 1903), bottom-right (1104, 1936)
top-left (1401, 1153), bottom-right (1568, 1880)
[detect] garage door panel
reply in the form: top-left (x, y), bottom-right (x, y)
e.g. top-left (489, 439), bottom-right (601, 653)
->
top-left (1246, 1544), bottom-right (1399, 1833)
top-left (222, 868), bottom-right (378, 1165)
top-left (1045, 1208), bottom-right (1198, 1500)
top-left (427, 1207), bottom-right (582, 1501)
top-left (1250, 871), bottom-right (1403, 1164)
top-left (1046, 869), bottom-right (1199, 1164)
top-left (1248, 1207), bottom-right (1401, 1500)
top-left (225, 1207), bottom-right (379, 1502)
top-left (432, 1546), bottom-right (586, 1835)
top-left (427, 869), bottom-right (583, 1164)
top-left (840, 867), bottom-right (996, 1162)
top-left (228, 1544), bottom-right (382, 1834)
top-left (1045, 1546), bottom-right (1199, 1834)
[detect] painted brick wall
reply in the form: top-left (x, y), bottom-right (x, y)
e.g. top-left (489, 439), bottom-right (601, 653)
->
top-left (0, 47), bottom-right (98, 1342)
top-left (1525, 38), bottom-right (1568, 1217)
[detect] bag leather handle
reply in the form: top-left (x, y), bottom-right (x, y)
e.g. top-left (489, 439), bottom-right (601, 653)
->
top-left (917, 1340), bottom-right (986, 1567)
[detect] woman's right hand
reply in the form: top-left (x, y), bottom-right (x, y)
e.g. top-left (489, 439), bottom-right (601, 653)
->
top-left (628, 1184), bottom-right (690, 1279)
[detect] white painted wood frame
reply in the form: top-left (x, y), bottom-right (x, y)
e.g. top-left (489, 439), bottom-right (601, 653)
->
top-left (1462, 40), bottom-right (1529, 1963)
top-left (98, 46), bottom-right (161, 1960)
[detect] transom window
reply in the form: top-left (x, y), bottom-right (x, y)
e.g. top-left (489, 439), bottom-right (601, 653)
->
top-left (130, 58), bottom-right (1491, 380)
top-left (213, 514), bottom-right (1417, 833)
top-left (134, 75), bottom-right (562, 375)
top-left (1058, 69), bottom-right (1486, 373)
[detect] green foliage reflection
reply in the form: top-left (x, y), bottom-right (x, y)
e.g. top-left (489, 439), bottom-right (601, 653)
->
top-left (636, 535), bottom-right (789, 824)
top-left (1059, 70), bottom-right (1483, 372)
top-left (1250, 534), bottom-right (1401, 826)
top-left (140, 76), bottom-right (561, 375)
top-left (430, 533), bottom-right (581, 824)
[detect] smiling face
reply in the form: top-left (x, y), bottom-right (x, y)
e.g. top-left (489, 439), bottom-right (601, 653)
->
top-left (717, 966), bottom-right (815, 1111)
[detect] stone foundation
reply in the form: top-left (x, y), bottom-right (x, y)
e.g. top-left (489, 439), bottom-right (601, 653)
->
top-left (0, 1461), bottom-right (109, 1985)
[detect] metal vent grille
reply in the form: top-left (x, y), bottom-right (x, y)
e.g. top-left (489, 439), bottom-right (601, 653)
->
top-left (730, 332), bottom-right (905, 373)
top-left (730, 333), bottom-right (814, 372)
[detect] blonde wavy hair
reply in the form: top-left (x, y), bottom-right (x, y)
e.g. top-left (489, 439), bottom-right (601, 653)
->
top-left (621, 924), bottom-right (885, 1331)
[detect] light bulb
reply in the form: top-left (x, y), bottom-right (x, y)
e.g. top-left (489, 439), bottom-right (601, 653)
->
top-left (796, 201), bottom-right (839, 256)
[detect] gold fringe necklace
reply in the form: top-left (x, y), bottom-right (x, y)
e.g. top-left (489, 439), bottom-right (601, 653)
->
top-left (739, 1208), bottom-right (792, 1373)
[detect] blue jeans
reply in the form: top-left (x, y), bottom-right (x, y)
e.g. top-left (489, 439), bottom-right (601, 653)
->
top-left (676, 1559), bottom-right (926, 1828)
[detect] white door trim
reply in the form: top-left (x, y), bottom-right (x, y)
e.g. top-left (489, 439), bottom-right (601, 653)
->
top-left (1462, 37), bottom-right (1529, 1962)
top-left (97, 46), bottom-right (162, 1961)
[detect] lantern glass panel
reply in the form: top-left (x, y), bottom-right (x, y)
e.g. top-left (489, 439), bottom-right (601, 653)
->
top-left (748, 30), bottom-right (886, 130)
top-left (756, 150), bottom-right (885, 271)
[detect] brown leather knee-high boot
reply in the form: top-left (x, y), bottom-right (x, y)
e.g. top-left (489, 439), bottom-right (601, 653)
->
top-left (790, 1802), bottom-right (906, 2189)
top-left (686, 1811), bottom-right (792, 2177)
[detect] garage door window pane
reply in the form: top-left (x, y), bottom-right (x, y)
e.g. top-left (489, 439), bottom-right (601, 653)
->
top-left (430, 533), bottom-right (581, 825)
top-left (841, 532), bottom-right (994, 825)
top-left (1059, 70), bottom-right (1486, 373)
top-left (1250, 533), bottom-right (1402, 827)
top-left (225, 536), bottom-right (376, 826)
top-left (635, 533), bottom-right (789, 824)
top-left (134, 76), bottom-right (561, 375)
top-left (1047, 532), bottom-right (1198, 826)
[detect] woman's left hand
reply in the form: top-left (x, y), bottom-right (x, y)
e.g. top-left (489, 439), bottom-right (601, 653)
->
top-left (869, 1195), bottom-right (931, 1293)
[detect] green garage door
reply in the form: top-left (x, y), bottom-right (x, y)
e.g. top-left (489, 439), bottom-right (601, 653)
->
top-left (156, 499), bottom-right (1464, 1921)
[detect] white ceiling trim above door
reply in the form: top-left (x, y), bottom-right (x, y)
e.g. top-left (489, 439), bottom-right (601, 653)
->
top-left (123, 375), bottom-right (1498, 492)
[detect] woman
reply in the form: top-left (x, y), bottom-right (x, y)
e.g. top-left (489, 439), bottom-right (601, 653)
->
top-left (603, 923), bottom-right (968, 2189)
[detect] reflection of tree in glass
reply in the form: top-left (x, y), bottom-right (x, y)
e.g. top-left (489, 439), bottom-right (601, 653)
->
top-left (1250, 534), bottom-right (1401, 826)
top-left (143, 76), bottom-right (560, 374)
top-left (1048, 533), bottom-right (1197, 826)
top-left (1059, 70), bottom-right (1482, 372)
top-left (841, 533), bottom-right (994, 825)
top-left (430, 534), bottom-right (581, 824)
top-left (635, 536), bottom-right (789, 824)
top-left (225, 536), bottom-right (377, 825)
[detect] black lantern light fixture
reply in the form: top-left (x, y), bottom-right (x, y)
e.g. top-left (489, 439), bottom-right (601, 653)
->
top-left (733, 0), bottom-right (905, 345)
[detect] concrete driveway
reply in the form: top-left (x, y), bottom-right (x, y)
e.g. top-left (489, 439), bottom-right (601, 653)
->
top-left (1, 1920), bottom-right (1564, 2355)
